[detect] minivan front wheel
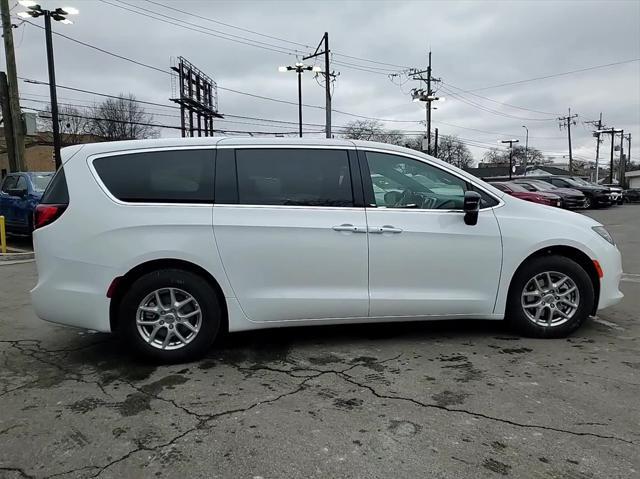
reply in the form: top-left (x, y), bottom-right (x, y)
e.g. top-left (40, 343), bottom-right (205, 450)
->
top-left (506, 256), bottom-right (594, 338)
top-left (119, 269), bottom-right (221, 362)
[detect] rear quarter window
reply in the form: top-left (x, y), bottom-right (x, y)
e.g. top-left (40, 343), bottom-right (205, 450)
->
top-left (93, 149), bottom-right (215, 203)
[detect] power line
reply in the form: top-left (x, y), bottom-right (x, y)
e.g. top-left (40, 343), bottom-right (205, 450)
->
top-left (457, 58), bottom-right (640, 92)
top-left (142, 0), bottom-right (413, 70)
top-left (99, 0), bottom-right (301, 56)
top-left (438, 84), bottom-right (556, 121)
top-left (440, 81), bottom-right (561, 116)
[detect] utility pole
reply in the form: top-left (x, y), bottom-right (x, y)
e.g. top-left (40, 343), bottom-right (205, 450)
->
top-left (1, 0), bottom-right (26, 171)
top-left (522, 125), bottom-right (529, 176)
top-left (623, 133), bottom-right (631, 188)
top-left (426, 51), bottom-right (432, 155)
top-left (434, 128), bottom-right (438, 158)
top-left (0, 72), bottom-right (17, 171)
top-left (303, 32), bottom-right (335, 138)
top-left (410, 50), bottom-right (442, 155)
top-left (558, 108), bottom-right (578, 173)
top-left (618, 130), bottom-right (625, 187)
top-left (609, 128), bottom-right (616, 185)
top-left (586, 114), bottom-right (607, 182)
top-left (501, 139), bottom-right (519, 179)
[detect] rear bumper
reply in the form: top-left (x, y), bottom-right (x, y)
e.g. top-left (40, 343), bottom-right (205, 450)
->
top-left (596, 246), bottom-right (624, 311)
top-left (30, 239), bottom-right (114, 332)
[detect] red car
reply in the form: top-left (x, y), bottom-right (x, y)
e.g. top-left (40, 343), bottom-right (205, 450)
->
top-left (492, 182), bottom-right (562, 207)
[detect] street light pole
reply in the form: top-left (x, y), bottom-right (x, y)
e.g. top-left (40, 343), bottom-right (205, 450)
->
top-left (522, 125), bottom-right (529, 176)
top-left (500, 139), bottom-right (519, 180)
top-left (17, 2), bottom-right (78, 169)
top-left (279, 62), bottom-right (320, 138)
top-left (43, 12), bottom-right (62, 168)
top-left (297, 68), bottom-right (302, 138)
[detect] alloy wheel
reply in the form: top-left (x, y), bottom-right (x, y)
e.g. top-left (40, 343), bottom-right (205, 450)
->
top-left (521, 271), bottom-right (580, 327)
top-left (136, 288), bottom-right (202, 350)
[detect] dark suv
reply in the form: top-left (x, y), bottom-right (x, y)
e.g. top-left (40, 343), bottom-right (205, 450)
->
top-left (532, 176), bottom-right (611, 209)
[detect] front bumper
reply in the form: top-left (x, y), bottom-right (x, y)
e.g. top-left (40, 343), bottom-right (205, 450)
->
top-left (562, 196), bottom-right (587, 209)
top-left (596, 245), bottom-right (624, 311)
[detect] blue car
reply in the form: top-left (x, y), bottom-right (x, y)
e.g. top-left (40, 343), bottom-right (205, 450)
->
top-left (0, 172), bottom-right (54, 234)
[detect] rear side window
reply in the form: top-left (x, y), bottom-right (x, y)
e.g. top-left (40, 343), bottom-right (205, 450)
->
top-left (1, 176), bottom-right (17, 192)
top-left (93, 149), bottom-right (214, 203)
top-left (41, 169), bottom-right (69, 204)
top-left (235, 149), bottom-right (353, 207)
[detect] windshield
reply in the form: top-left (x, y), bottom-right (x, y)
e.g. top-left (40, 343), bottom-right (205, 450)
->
top-left (503, 183), bottom-right (529, 193)
top-left (563, 178), bottom-right (587, 188)
top-left (519, 181), bottom-right (555, 192)
top-left (31, 173), bottom-right (54, 192)
top-left (570, 177), bottom-right (593, 186)
top-left (528, 181), bottom-right (556, 191)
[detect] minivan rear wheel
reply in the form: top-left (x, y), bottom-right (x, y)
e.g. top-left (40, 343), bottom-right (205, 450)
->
top-left (119, 269), bottom-right (221, 362)
top-left (506, 255), bottom-right (594, 338)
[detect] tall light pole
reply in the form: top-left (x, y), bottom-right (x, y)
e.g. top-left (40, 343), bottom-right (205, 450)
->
top-left (412, 89), bottom-right (444, 154)
top-left (17, 1), bottom-right (78, 169)
top-left (279, 62), bottom-right (321, 138)
top-left (501, 139), bottom-right (519, 179)
top-left (595, 128), bottom-right (622, 185)
top-left (522, 125), bottom-right (529, 176)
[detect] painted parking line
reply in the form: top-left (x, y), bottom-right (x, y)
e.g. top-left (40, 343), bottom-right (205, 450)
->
top-left (621, 273), bottom-right (640, 284)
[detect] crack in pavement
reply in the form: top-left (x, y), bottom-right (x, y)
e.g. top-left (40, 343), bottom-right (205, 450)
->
top-left (39, 354), bottom-right (403, 479)
top-left (0, 466), bottom-right (36, 479)
top-left (2, 340), bottom-right (114, 399)
top-left (335, 371), bottom-right (637, 446)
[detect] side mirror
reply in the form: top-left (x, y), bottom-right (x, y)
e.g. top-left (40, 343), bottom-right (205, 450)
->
top-left (463, 191), bottom-right (482, 226)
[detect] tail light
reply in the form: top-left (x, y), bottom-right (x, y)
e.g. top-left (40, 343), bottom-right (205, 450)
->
top-left (34, 204), bottom-right (67, 230)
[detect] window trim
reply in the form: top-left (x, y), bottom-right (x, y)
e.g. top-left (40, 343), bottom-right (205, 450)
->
top-left (231, 146), bottom-right (360, 209)
top-left (87, 146), bottom-right (216, 207)
top-left (358, 148), bottom-right (502, 212)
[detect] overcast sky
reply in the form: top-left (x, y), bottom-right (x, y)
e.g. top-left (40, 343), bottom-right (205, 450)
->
top-left (5, 0), bottom-right (640, 165)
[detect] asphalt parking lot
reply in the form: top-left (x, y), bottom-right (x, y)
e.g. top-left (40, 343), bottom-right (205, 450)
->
top-left (1, 205), bottom-right (638, 479)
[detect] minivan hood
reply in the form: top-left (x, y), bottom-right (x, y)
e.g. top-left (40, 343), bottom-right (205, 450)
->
top-left (500, 193), bottom-right (601, 227)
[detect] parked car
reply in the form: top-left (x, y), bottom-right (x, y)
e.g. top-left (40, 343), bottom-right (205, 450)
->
top-left (532, 176), bottom-right (612, 209)
top-left (31, 138), bottom-right (623, 362)
top-left (0, 172), bottom-right (53, 234)
top-left (513, 179), bottom-right (586, 209)
top-left (600, 183), bottom-right (624, 205)
top-left (490, 181), bottom-right (562, 207)
top-left (623, 188), bottom-right (640, 203)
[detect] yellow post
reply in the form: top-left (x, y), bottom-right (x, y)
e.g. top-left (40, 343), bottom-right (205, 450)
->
top-left (0, 215), bottom-right (6, 254)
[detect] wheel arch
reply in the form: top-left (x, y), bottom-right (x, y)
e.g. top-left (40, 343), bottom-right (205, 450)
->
top-left (508, 245), bottom-right (600, 315)
top-left (108, 258), bottom-right (229, 333)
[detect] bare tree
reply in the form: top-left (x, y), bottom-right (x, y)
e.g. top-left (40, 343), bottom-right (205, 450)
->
top-left (482, 145), bottom-right (545, 166)
top-left (39, 104), bottom-right (90, 145)
top-left (436, 135), bottom-right (474, 169)
top-left (341, 120), bottom-right (403, 146)
top-left (87, 94), bottom-right (159, 141)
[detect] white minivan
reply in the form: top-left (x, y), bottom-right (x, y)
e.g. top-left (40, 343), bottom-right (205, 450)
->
top-left (31, 138), bottom-right (623, 362)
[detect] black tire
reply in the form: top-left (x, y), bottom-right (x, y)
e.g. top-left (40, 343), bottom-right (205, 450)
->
top-left (506, 255), bottom-right (594, 338)
top-left (119, 269), bottom-right (222, 363)
top-left (583, 196), bottom-right (592, 209)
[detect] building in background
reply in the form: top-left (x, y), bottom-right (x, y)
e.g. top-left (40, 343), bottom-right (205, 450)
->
top-left (1, 129), bottom-right (105, 177)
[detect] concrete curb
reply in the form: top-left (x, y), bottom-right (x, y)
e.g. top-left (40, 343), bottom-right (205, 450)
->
top-left (0, 252), bottom-right (35, 262)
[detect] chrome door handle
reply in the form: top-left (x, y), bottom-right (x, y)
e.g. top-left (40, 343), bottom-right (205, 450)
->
top-left (332, 224), bottom-right (366, 233)
top-left (369, 225), bottom-right (403, 234)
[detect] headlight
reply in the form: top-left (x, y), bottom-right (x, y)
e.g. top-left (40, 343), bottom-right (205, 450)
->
top-left (592, 226), bottom-right (615, 245)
